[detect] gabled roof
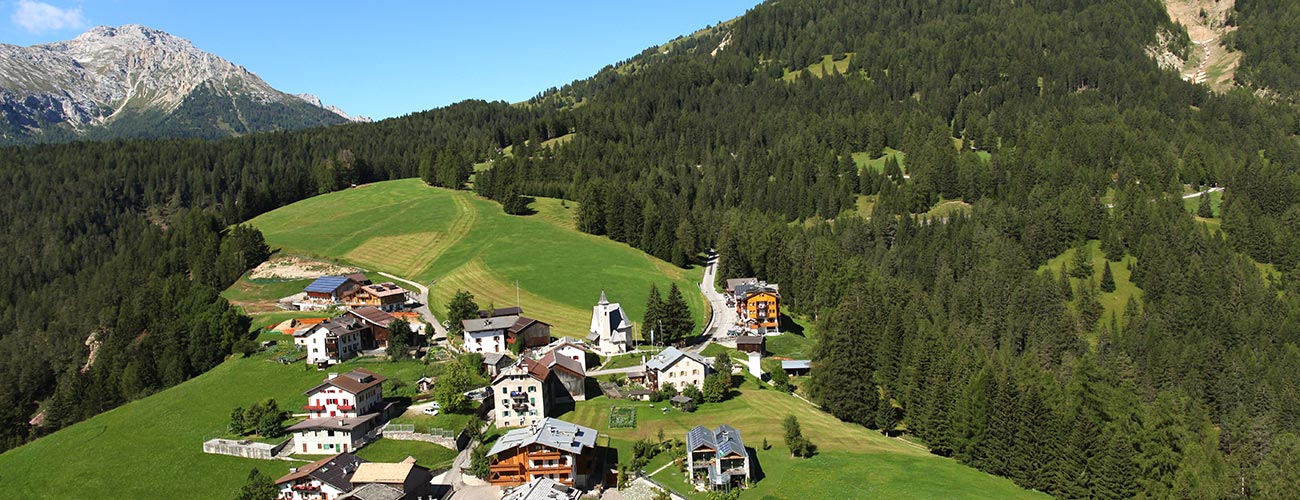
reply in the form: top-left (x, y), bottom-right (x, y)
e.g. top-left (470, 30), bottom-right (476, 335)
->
top-left (306, 368), bottom-right (387, 396)
top-left (493, 358), bottom-right (545, 385)
top-left (350, 459), bottom-right (423, 484)
top-left (502, 477), bottom-right (579, 500)
top-left (287, 413), bottom-right (381, 432)
top-left (645, 347), bottom-right (709, 372)
top-left (508, 316), bottom-right (547, 334)
top-left (487, 418), bottom-right (598, 457)
top-left (340, 483), bottom-right (404, 500)
top-left (536, 350), bottom-right (584, 378)
top-left (781, 360), bottom-right (812, 370)
top-left (346, 273), bottom-right (371, 285)
top-left (306, 276), bottom-right (353, 294)
top-left (275, 452), bottom-right (366, 491)
top-left (314, 315), bottom-right (369, 338)
top-left (482, 352), bottom-right (513, 367)
top-left (686, 425), bottom-right (748, 460)
top-left (348, 306), bottom-right (396, 328)
top-left (462, 315), bottom-right (519, 333)
top-left (735, 335), bottom-right (765, 345)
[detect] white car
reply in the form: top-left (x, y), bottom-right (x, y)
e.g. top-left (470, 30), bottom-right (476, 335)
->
top-left (428, 401), bottom-right (442, 410)
top-left (423, 407), bottom-right (440, 416)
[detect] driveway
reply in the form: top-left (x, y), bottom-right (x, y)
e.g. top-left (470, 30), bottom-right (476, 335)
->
top-left (377, 271), bottom-right (449, 342)
top-left (697, 255), bottom-right (735, 342)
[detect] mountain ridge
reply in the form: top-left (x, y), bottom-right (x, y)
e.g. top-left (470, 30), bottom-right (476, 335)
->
top-left (0, 24), bottom-right (359, 144)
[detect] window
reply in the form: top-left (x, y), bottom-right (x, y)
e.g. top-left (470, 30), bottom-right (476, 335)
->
top-left (502, 387), bottom-right (508, 394)
top-left (528, 386), bottom-right (536, 392)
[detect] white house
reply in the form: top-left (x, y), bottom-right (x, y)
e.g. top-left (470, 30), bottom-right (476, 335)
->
top-left (305, 316), bottom-right (369, 365)
top-left (492, 359), bottom-right (547, 428)
top-left (303, 369), bottom-right (387, 419)
top-left (644, 347), bottom-right (711, 392)
top-left (540, 337), bottom-right (592, 372)
top-left (587, 291), bottom-right (632, 356)
top-left (462, 316), bottom-right (510, 354)
top-left (275, 452), bottom-right (365, 500)
top-left (291, 369), bottom-right (387, 455)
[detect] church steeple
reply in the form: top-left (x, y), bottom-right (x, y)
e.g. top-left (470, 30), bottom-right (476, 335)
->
top-left (598, 290), bottom-right (609, 306)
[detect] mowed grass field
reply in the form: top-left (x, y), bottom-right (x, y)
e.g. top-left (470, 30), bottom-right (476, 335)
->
top-left (247, 179), bottom-right (706, 336)
top-left (560, 377), bottom-right (1044, 499)
top-left (0, 348), bottom-right (453, 500)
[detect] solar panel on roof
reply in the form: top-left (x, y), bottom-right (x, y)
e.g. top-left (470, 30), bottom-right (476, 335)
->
top-left (305, 276), bottom-right (349, 293)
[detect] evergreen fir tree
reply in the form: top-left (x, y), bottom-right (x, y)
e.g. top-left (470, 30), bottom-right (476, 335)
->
top-left (1100, 261), bottom-right (1116, 293)
top-left (644, 284), bottom-right (664, 345)
top-left (1058, 262), bottom-right (1073, 300)
top-left (1197, 191), bottom-right (1214, 218)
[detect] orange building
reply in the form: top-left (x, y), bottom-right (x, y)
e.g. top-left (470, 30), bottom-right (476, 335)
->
top-left (486, 418), bottom-right (602, 488)
top-left (734, 283), bottom-right (780, 334)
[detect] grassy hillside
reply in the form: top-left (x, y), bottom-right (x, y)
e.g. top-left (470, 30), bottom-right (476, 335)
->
top-left (0, 348), bottom-right (445, 500)
top-left (247, 179), bottom-right (706, 337)
top-left (1040, 240), bottom-right (1141, 341)
top-left (560, 377), bottom-right (1045, 499)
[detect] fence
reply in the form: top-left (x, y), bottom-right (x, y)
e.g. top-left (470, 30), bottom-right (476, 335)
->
top-left (379, 422), bottom-right (465, 450)
top-left (202, 438), bottom-right (290, 460)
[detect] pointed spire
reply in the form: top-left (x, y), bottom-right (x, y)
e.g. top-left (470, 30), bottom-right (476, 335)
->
top-left (598, 290), bottom-right (609, 306)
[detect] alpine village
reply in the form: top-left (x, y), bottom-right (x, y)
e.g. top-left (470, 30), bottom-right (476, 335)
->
top-left (1, 0), bottom-right (1300, 499)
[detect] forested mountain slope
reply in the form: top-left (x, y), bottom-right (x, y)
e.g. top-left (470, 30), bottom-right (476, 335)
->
top-left (2, 0), bottom-right (1300, 497)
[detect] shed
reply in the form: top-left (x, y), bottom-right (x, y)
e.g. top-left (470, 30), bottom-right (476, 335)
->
top-left (670, 395), bottom-right (693, 407)
top-left (735, 335), bottom-right (765, 354)
top-left (781, 360), bottom-right (812, 376)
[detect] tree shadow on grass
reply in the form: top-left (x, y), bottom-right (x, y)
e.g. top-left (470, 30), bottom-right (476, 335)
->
top-left (778, 314), bottom-right (805, 337)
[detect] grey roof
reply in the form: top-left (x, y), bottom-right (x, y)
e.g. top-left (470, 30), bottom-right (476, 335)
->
top-left (462, 315), bottom-right (519, 333)
top-left (735, 335), bottom-right (764, 345)
top-left (487, 418), bottom-right (597, 457)
top-left (645, 347), bottom-right (708, 372)
top-left (288, 413), bottom-right (380, 432)
top-left (482, 352), bottom-right (512, 366)
top-left (502, 477), bottom-right (579, 500)
top-left (671, 395), bottom-right (693, 404)
top-left (321, 315), bottom-right (368, 337)
top-left (781, 360), bottom-right (812, 370)
top-left (687, 425), bottom-right (748, 459)
top-left (311, 453), bottom-right (366, 492)
top-left (340, 483), bottom-right (405, 500)
top-left (725, 278), bottom-right (757, 292)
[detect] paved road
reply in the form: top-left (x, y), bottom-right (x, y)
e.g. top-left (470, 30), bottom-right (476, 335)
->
top-left (698, 255), bottom-right (735, 341)
top-left (377, 271), bottom-right (449, 341)
top-left (1183, 186), bottom-right (1224, 199)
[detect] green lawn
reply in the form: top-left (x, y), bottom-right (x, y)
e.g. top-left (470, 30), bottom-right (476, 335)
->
top-left (0, 347), bottom-right (448, 500)
top-left (247, 179), bottom-right (706, 337)
top-left (561, 378), bottom-right (1043, 499)
top-left (389, 410), bottom-right (475, 435)
top-left (766, 317), bottom-right (816, 359)
top-left (852, 147), bottom-right (908, 174)
top-left (1039, 240), bottom-right (1140, 339)
top-left (782, 53), bottom-right (855, 81)
top-left (354, 438), bottom-right (458, 471)
top-left (1182, 190), bottom-right (1223, 217)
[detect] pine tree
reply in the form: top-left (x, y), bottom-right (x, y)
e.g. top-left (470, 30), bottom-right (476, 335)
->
top-left (1197, 191), bottom-right (1214, 218)
top-left (644, 284), bottom-right (664, 345)
top-left (661, 283), bottom-right (694, 345)
top-left (1058, 262), bottom-right (1073, 300)
top-left (1069, 241), bottom-right (1094, 279)
top-left (1100, 261), bottom-right (1116, 293)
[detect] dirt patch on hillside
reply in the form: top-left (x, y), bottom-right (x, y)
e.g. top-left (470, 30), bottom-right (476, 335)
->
top-left (1163, 0), bottom-right (1240, 91)
top-left (249, 255), bottom-right (361, 280)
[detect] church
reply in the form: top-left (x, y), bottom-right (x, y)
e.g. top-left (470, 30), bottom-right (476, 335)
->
top-left (587, 291), bottom-right (632, 356)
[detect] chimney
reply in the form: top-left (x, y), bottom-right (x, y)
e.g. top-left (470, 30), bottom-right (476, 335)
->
top-left (288, 467), bottom-right (298, 474)
top-left (339, 419), bottom-right (346, 426)
top-left (328, 372), bottom-right (338, 380)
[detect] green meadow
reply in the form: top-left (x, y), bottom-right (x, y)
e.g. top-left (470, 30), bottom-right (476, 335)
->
top-left (557, 376), bottom-right (1044, 499)
top-left (246, 179), bottom-right (706, 336)
top-left (0, 349), bottom-right (453, 500)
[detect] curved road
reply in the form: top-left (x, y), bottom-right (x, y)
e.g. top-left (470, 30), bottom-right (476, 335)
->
top-left (377, 271), bottom-right (449, 341)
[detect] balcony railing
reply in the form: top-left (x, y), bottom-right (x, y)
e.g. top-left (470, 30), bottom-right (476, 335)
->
top-left (510, 391), bottom-right (527, 399)
top-left (337, 404), bottom-right (355, 411)
top-left (302, 405), bottom-right (325, 411)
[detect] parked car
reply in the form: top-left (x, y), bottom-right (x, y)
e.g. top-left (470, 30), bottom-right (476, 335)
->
top-left (423, 407), bottom-right (440, 416)
top-left (428, 401), bottom-right (442, 410)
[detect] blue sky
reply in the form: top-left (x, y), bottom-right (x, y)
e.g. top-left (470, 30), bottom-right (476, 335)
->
top-left (1, 1), bottom-right (758, 119)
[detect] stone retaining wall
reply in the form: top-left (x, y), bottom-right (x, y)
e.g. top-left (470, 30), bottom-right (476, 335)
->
top-left (202, 438), bottom-right (288, 460)
top-left (380, 430), bottom-right (460, 450)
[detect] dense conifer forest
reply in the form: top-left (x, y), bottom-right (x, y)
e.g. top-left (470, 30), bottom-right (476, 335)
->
top-left (2, 0), bottom-right (1300, 496)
